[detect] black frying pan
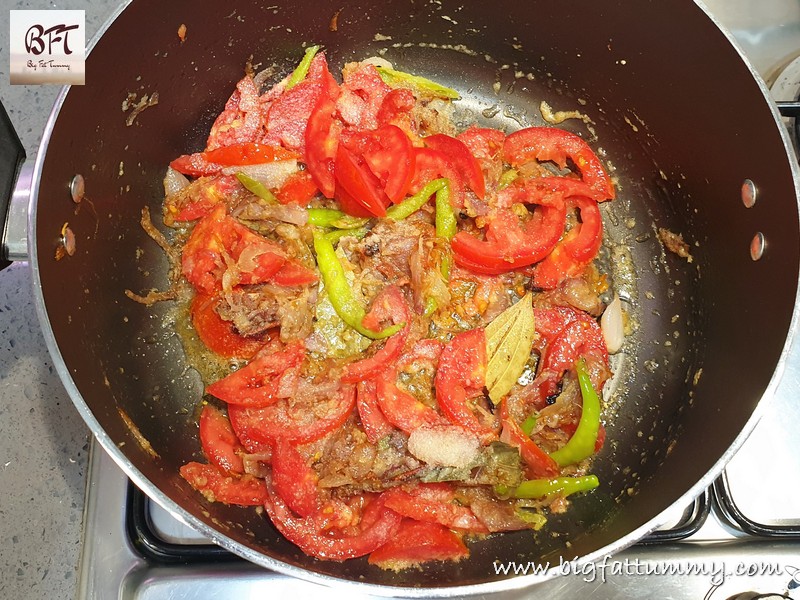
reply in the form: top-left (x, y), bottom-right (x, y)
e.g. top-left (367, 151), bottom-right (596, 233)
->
top-left (4, 0), bottom-right (799, 595)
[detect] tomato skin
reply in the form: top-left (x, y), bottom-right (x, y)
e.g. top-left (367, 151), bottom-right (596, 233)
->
top-left (304, 68), bottom-right (341, 199)
top-left (503, 127), bottom-right (615, 202)
top-left (342, 285), bottom-right (410, 383)
top-left (376, 377), bottom-right (445, 434)
top-left (497, 405), bottom-right (559, 479)
top-left (180, 462), bottom-right (268, 506)
top-left (334, 144), bottom-right (390, 218)
top-left (342, 125), bottom-right (416, 204)
top-left (206, 342), bottom-right (305, 408)
top-left (190, 293), bottom-right (270, 359)
top-left (424, 134), bottom-right (485, 199)
top-left (181, 206), bottom-right (287, 294)
top-left (376, 88), bottom-right (416, 127)
top-left (356, 380), bottom-right (394, 444)
top-left (533, 197), bottom-right (603, 289)
top-left (271, 439), bottom-right (320, 517)
top-left (228, 382), bottom-right (357, 444)
top-left (451, 204), bottom-right (566, 274)
top-left (368, 519), bottom-right (468, 568)
top-left (269, 259), bottom-right (319, 286)
top-left (199, 405), bottom-right (246, 474)
top-left (435, 328), bottom-right (499, 444)
top-left (381, 483), bottom-right (488, 533)
top-left (275, 170), bottom-right (319, 205)
top-left (263, 486), bottom-right (402, 561)
top-left (408, 147), bottom-right (465, 208)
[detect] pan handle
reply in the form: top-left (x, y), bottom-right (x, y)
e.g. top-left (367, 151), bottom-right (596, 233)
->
top-left (0, 101), bottom-right (28, 269)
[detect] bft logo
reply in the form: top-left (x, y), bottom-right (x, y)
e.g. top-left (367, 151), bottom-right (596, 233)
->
top-left (9, 10), bottom-right (85, 85)
top-left (25, 23), bottom-right (80, 56)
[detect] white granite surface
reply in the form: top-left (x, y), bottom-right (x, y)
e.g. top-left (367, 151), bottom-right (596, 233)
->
top-left (0, 2), bottom-right (123, 598)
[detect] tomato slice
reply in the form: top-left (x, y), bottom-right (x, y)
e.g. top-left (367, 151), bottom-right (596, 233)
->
top-left (408, 147), bottom-right (465, 208)
top-left (368, 519), bottom-right (469, 568)
top-left (263, 486), bottom-right (402, 561)
top-left (304, 68), bottom-right (341, 199)
top-left (376, 377), bottom-right (445, 434)
top-left (347, 125), bottom-right (416, 203)
top-left (270, 259), bottom-right (319, 287)
top-left (342, 286), bottom-right (410, 383)
top-left (435, 328), bottom-right (499, 444)
top-left (275, 170), bottom-right (319, 205)
top-left (451, 204), bottom-right (566, 274)
top-left (180, 462), bottom-right (268, 506)
top-left (376, 88), bottom-right (416, 128)
top-left (170, 143), bottom-right (299, 178)
top-left (206, 342), bottom-right (305, 408)
top-left (199, 405), bottom-right (246, 474)
top-left (503, 127), bottom-right (615, 202)
top-left (190, 293), bottom-right (270, 359)
top-left (355, 380), bottom-right (394, 443)
top-left (424, 134), bottom-right (485, 199)
top-left (532, 197), bottom-right (603, 289)
top-left (228, 381), bottom-right (356, 444)
top-left (181, 206), bottom-right (287, 294)
top-left (381, 483), bottom-right (488, 533)
top-left (271, 439), bottom-right (320, 517)
top-left (334, 144), bottom-right (390, 218)
top-left (497, 407), bottom-right (559, 479)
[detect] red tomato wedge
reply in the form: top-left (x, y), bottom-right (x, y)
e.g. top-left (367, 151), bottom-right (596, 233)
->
top-left (342, 125), bottom-right (416, 204)
top-left (206, 342), bottom-right (305, 408)
top-left (381, 483), bottom-right (489, 533)
top-left (533, 197), bottom-right (604, 289)
top-left (181, 206), bottom-right (287, 294)
top-left (334, 144), bottom-right (391, 218)
top-left (342, 286), bottom-right (410, 383)
top-left (199, 405), bottom-right (246, 474)
top-left (497, 406), bottom-right (559, 479)
top-left (408, 147), bottom-right (465, 208)
top-left (170, 143), bottom-right (299, 178)
top-left (435, 328), bottom-right (499, 444)
top-left (190, 293), bottom-right (269, 359)
top-left (503, 127), bottom-right (615, 202)
top-left (424, 134), bottom-right (485, 199)
top-left (263, 486), bottom-right (402, 561)
top-left (179, 462), bottom-right (268, 506)
top-left (376, 377), bottom-right (446, 434)
top-left (228, 382), bottom-right (356, 444)
top-left (304, 67), bottom-right (341, 199)
top-left (356, 380), bottom-right (394, 444)
top-left (368, 519), bottom-right (469, 568)
top-left (269, 259), bottom-right (319, 287)
top-left (275, 170), bottom-right (319, 205)
top-left (271, 439), bottom-right (320, 517)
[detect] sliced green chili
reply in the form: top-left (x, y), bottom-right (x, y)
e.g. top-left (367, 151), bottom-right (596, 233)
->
top-left (307, 208), bottom-right (369, 229)
top-left (376, 66), bottom-right (460, 99)
top-left (323, 227), bottom-right (369, 245)
top-left (286, 45), bottom-right (321, 90)
top-left (498, 168), bottom-right (519, 189)
top-left (549, 357), bottom-right (602, 467)
top-left (423, 297), bottom-right (438, 317)
top-left (312, 229), bottom-right (402, 340)
top-left (385, 178), bottom-right (448, 221)
top-left (236, 172), bottom-right (278, 204)
top-left (520, 413), bottom-right (538, 438)
top-left (499, 475), bottom-right (599, 499)
top-left (434, 180), bottom-right (456, 240)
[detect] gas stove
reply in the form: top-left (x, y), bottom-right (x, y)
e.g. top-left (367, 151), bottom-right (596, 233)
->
top-left (75, 2), bottom-right (800, 599)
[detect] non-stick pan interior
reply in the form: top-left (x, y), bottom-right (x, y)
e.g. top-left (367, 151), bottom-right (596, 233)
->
top-left (32, 0), bottom-right (799, 592)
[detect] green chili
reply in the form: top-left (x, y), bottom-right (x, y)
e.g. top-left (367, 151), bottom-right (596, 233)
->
top-left (499, 475), bottom-right (599, 499)
top-left (307, 208), bottom-right (369, 229)
top-left (549, 357), bottom-right (602, 467)
top-left (520, 413), bottom-right (538, 438)
top-left (236, 172), bottom-right (278, 204)
top-left (376, 66), bottom-right (460, 99)
top-left (434, 180), bottom-right (456, 240)
top-left (498, 169), bottom-right (519, 189)
top-left (385, 179), bottom-right (448, 221)
top-left (423, 297), bottom-right (438, 317)
top-left (324, 227), bottom-right (368, 245)
top-left (286, 45), bottom-right (320, 90)
top-left (312, 229), bottom-right (402, 340)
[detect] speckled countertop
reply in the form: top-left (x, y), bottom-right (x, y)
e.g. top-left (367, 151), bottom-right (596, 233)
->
top-left (0, 1), bottom-right (123, 599)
